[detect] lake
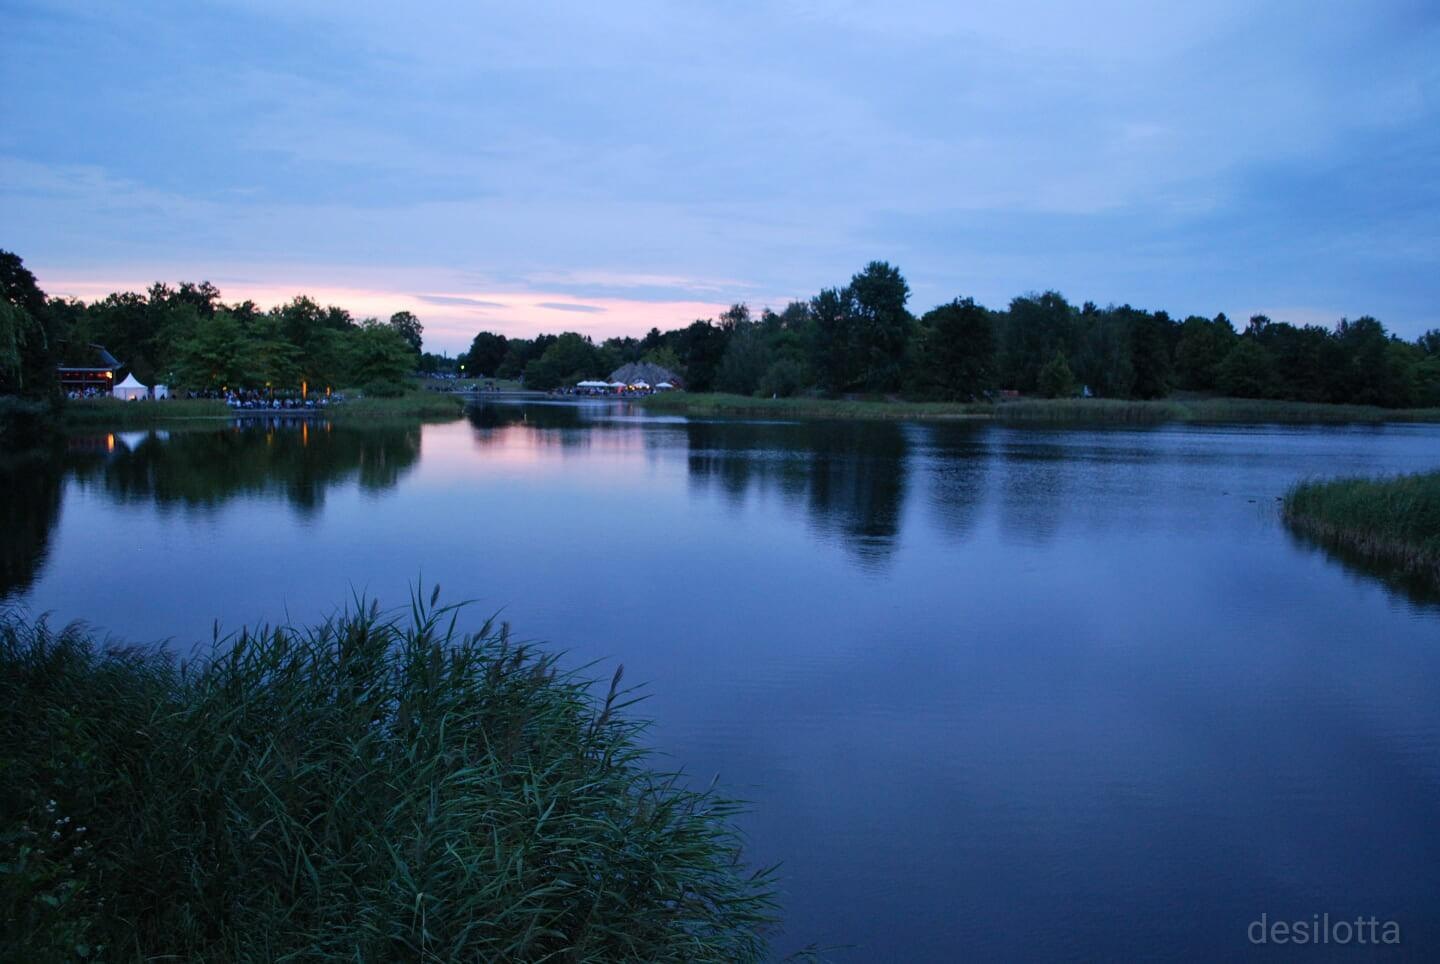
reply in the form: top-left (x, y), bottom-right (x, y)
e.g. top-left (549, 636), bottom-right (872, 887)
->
top-left (5, 400), bottom-right (1440, 959)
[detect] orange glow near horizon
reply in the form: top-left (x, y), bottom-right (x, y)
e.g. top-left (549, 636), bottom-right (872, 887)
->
top-left (39, 270), bottom-right (746, 355)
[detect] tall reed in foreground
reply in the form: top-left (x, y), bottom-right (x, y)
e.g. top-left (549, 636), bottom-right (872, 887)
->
top-left (0, 592), bottom-right (776, 961)
top-left (1283, 470), bottom-right (1440, 593)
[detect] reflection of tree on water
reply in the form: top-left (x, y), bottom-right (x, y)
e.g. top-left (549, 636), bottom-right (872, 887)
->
top-left (467, 403), bottom-right (913, 564)
top-left (916, 423), bottom-right (991, 540)
top-left (0, 446), bottom-right (64, 598)
top-left (0, 423), bottom-right (421, 598)
top-left (682, 419), bottom-right (910, 567)
top-left (994, 431), bottom-right (1072, 546)
top-left (67, 422), bottom-right (422, 514)
top-left (467, 401), bottom-right (605, 451)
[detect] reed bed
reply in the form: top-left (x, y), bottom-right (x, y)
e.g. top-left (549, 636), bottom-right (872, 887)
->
top-left (641, 392), bottom-right (1440, 425)
top-left (327, 391), bottom-right (466, 422)
top-left (1283, 471), bottom-right (1440, 592)
top-left (640, 393), bottom-right (988, 421)
top-left (59, 397), bottom-right (230, 426)
top-left (0, 592), bottom-right (776, 962)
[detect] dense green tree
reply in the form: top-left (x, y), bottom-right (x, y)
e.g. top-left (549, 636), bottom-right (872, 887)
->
top-left (910, 298), bottom-right (997, 400)
top-left (302, 327), bottom-right (353, 390)
top-left (1128, 308), bottom-right (1173, 399)
top-left (809, 286), bottom-right (856, 393)
top-left (714, 321), bottom-right (772, 396)
top-left (173, 311), bottom-right (252, 390)
top-left (175, 281), bottom-right (222, 317)
top-left (87, 291), bottom-right (157, 380)
top-left (0, 251), bottom-right (57, 398)
top-left (0, 300), bottom-right (36, 396)
top-left (523, 332), bottom-right (603, 390)
top-left (463, 331), bottom-right (509, 377)
top-left (641, 345), bottom-right (683, 376)
top-left (845, 262), bottom-right (913, 391)
top-left (1174, 314), bottom-right (1238, 390)
top-left (1335, 316), bottom-right (1406, 407)
top-left (418, 352), bottom-right (459, 375)
top-left (601, 335), bottom-right (642, 368)
top-left (389, 310), bottom-right (423, 355)
top-left (244, 314), bottom-right (303, 389)
top-left (1072, 305), bottom-right (1133, 398)
top-left (1001, 292), bottom-right (1074, 392)
top-left (1412, 353), bottom-right (1440, 406)
top-left (1216, 338), bottom-right (1278, 398)
top-left (0, 251), bottom-right (47, 318)
top-left (1037, 350), bottom-right (1078, 398)
top-left (674, 319), bottom-right (729, 392)
top-left (347, 319), bottom-right (416, 390)
top-left (757, 358), bottom-right (808, 398)
top-left (498, 335), bottom-right (555, 380)
top-left (717, 303), bottom-right (751, 332)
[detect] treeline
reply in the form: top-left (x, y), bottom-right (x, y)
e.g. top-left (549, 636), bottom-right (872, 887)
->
top-left (8, 248), bottom-right (1439, 408)
top-left (464, 262), bottom-right (1440, 407)
top-left (0, 250), bottom-right (424, 398)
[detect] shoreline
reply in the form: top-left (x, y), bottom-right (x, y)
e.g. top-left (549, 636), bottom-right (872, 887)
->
top-left (55, 392), bottom-right (467, 428)
top-left (33, 391), bottom-right (1440, 433)
top-left (638, 392), bottom-right (1440, 425)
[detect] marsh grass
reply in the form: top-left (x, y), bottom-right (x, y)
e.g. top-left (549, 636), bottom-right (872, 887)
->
top-left (0, 592), bottom-right (777, 961)
top-left (328, 391), bottom-right (466, 422)
top-left (640, 393), bottom-right (990, 421)
top-left (1283, 471), bottom-right (1440, 594)
top-left (59, 397), bottom-right (231, 427)
top-left (641, 392), bottom-right (1440, 425)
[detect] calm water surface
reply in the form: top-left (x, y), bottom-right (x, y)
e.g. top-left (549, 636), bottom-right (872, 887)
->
top-left (6, 401), bottom-right (1440, 959)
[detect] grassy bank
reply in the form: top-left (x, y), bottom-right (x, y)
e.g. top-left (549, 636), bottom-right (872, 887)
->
top-left (641, 392), bottom-right (1440, 425)
top-left (59, 397), bottom-right (230, 427)
top-left (326, 390), bottom-right (466, 422)
top-left (1284, 471), bottom-right (1440, 593)
top-left (641, 393), bottom-right (989, 421)
top-left (0, 593), bottom-right (776, 961)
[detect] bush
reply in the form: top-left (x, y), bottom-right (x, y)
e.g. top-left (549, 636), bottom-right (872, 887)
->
top-left (0, 594), bottom-right (776, 961)
top-left (1036, 351), bottom-right (1078, 398)
top-left (362, 378), bottom-right (408, 398)
top-left (758, 358), bottom-right (808, 398)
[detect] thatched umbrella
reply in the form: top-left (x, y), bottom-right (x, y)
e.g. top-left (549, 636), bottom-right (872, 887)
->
top-left (609, 361), bottom-right (680, 388)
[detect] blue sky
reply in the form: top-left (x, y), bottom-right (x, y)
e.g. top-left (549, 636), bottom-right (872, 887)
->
top-left (3, 0), bottom-right (1438, 352)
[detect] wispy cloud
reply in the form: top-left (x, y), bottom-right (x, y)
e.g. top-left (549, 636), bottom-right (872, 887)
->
top-left (415, 294), bottom-right (507, 309)
top-left (536, 302), bottom-right (606, 314)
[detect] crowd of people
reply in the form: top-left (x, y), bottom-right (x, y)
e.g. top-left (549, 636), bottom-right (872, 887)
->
top-left (224, 389), bottom-right (343, 410)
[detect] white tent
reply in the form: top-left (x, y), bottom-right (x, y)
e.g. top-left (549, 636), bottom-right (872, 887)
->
top-left (630, 380), bottom-right (650, 390)
top-left (576, 380), bottom-right (608, 388)
top-left (656, 381), bottom-right (675, 390)
top-left (113, 372), bottom-right (149, 401)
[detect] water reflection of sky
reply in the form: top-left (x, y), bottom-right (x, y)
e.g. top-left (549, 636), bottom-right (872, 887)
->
top-left (4, 406), bottom-right (1440, 959)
